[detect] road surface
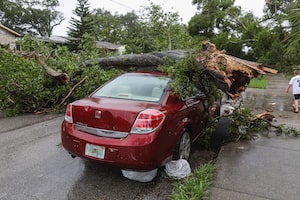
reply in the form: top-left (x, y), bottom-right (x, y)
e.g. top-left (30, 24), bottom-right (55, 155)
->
top-left (1, 113), bottom-right (212, 200)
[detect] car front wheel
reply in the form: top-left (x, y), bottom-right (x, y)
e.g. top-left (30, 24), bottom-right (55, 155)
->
top-left (173, 130), bottom-right (191, 160)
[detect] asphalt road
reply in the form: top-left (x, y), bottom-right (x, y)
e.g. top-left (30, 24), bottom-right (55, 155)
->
top-left (0, 113), bottom-right (214, 200)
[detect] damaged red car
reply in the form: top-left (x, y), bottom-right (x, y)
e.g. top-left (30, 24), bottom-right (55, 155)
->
top-left (61, 72), bottom-right (219, 170)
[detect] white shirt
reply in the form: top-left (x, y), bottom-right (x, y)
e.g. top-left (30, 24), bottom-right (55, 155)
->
top-left (289, 75), bottom-right (300, 94)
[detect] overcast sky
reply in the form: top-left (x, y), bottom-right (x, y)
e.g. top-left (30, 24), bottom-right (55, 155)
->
top-left (53, 0), bottom-right (265, 36)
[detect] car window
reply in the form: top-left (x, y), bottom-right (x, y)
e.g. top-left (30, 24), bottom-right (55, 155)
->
top-left (93, 74), bottom-right (170, 102)
top-left (182, 86), bottom-right (206, 100)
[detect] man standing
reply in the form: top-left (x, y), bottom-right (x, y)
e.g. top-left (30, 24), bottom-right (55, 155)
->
top-left (286, 69), bottom-right (300, 113)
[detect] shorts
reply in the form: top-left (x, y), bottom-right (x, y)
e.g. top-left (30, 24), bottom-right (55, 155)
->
top-left (294, 94), bottom-right (300, 100)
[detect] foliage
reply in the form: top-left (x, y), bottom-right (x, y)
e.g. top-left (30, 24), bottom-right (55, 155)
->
top-left (139, 3), bottom-right (193, 52)
top-left (284, 7), bottom-right (300, 64)
top-left (198, 104), bottom-right (300, 150)
top-left (70, 67), bottom-right (122, 102)
top-left (228, 107), bottom-right (299, 141)
top-left (247, 75), bottom-right (267, 89)
top-left (252, 27), bottom-right (288, 69)
top-left (0, 36), bottom-right (121, 116)
top-left (161, 51), bottom-right (223, 150)
top-left (189, 0), bottom-right (259, 58)
top-left (67, 0), bottom-right (94, 51)
top-left (169, 162), bottom-right (215, 200)
top-left (90, 9), bottom-right (144, 54)
top-left (0, 0), bottom-right (64, 37)
top-left (90, 3), bottom-right (193, 54)
top-left (0, 37), bottom-right (74, 115)
top-left (261, 0), bottom-right (300, 70)
top-left (91, 8), bottom-right (127, 43)
top-left (0, 49), bottom-right (56, 115)
top-left (77, 33), bottom-right (103, 60)
top-left (1, 0), bottom-right (299, 72)
top-left (228, 107), bottom-right (266, 141)
top-left (161, 54), bottom-right (221, 105)
top-left (263, 0), bottom-right (297, 18)
top-left (188, 0), bottom-right (300, 72)
top-left (189, 0), bottom-right (238, 37)
top-left (1, 0), bottom-right (202, 114)
top-left (274, 125), bottom-right (299, 137)
top-left (2, 0), bottom-right (298, 70)
top-left (197, 117), bottom-right (220, 149)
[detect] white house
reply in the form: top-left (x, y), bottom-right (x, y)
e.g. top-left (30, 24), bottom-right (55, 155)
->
top-left (0, 24), bottom-right (21, 50)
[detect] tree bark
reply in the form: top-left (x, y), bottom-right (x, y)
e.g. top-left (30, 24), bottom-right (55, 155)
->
top-left (79, 50), bottom-right (189, 69)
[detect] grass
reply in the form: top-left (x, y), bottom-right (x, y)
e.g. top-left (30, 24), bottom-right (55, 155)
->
top-left (286, 74), bottom-right (293, 81)
top-left (168, 162), bottom-right (215, 200)
top-left (247, 75), bottom-right (267, 89)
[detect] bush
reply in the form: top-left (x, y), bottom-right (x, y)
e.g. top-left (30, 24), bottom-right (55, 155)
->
top-left (0, 49), bottom-right (51, 115)
top-left (0, 36), bottom-right (121, 116)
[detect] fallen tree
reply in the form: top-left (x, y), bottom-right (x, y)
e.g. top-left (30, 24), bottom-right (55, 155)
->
top-left (11, 41), bottom-right (277, 113)
top-left (28, 52), bottom-right (70, 84)
top-left (80, 41), bottom-right (277, 99)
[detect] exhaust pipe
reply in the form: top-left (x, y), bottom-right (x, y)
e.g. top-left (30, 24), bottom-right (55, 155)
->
top-left (70, 153), bottom-right (76, 158)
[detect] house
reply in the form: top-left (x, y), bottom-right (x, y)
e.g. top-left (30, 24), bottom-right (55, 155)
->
top-left (0, 24), bottom-right (21, 50)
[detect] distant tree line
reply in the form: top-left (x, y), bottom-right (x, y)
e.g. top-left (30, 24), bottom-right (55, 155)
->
top-left (0, 0), bottom-right (299, 69)
top-left (0, 0), bottom-right (299, 116)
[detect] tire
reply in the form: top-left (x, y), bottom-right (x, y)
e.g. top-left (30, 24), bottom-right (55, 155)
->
top-left (172, 129), bottom-right (191, 160)
top-left (210, 116), bottom-right (230, 151)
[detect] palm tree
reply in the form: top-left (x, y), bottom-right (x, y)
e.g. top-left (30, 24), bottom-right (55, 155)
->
top-left (285, 7), bottom-right (300, 59)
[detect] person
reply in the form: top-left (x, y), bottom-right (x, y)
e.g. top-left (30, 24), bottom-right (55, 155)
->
top-left (286, 69), bottom-right (300, 113)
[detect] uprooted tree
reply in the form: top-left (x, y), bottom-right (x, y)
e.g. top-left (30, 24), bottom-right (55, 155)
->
top-left (79, 41), bottom-right (277, 100)
top-left (76, 41), bottom-right (300, 141)
top-left (2, 40), bottom-right (299, 141)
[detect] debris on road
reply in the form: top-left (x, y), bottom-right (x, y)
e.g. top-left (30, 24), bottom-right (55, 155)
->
top-left (121, 168), bottom-right (158, 182)
top-left (164, 159), bottom-right (191, 180)
top-left (256, 112), bottom-right (276, 121)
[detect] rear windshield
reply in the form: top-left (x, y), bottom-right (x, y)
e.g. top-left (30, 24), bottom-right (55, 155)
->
top-left (92, 74), bottom-right (170, 102)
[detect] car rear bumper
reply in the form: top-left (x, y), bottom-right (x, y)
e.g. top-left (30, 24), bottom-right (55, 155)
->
top-left (61, 120), bottom-right (172, 170)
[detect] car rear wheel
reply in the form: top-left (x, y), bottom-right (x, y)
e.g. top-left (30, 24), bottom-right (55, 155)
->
top-left (173, 129), bottom-right (191, 160)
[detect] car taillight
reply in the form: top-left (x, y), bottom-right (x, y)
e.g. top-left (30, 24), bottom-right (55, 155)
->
top-left (130, 109), bottom-right (165, 134)
top-left (64, 104), bottom-right (73, 123)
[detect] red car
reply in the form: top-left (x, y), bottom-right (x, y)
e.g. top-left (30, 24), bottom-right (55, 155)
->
top-left (61, 72), bottom-right (219, 170)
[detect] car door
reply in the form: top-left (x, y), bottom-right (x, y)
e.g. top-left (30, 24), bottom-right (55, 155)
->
top-left (183, 87), bottom-right (208, 139)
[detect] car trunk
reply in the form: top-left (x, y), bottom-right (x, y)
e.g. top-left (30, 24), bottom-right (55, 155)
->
top-left (71, 97), bottom-right (159, 133)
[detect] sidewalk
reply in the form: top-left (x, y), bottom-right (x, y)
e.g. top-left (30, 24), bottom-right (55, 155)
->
top-left (210, 73), bottom-right (300, 200)
top-left (0, 112), bottom-right (62, 133)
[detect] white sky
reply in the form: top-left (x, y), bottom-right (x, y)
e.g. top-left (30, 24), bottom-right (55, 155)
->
top-left (53, 0), bottom-right (265, 36)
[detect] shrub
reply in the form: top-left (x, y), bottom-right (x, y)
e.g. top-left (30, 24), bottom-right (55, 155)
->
top-left (0, 36), bottom-right (121, 116)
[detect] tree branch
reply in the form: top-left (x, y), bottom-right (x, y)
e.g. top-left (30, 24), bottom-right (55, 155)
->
top-left (59, 76), bottom-right (87, 106)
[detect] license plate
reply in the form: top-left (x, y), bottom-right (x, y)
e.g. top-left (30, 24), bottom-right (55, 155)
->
top-left (85, 143), bottom-right (105, 159)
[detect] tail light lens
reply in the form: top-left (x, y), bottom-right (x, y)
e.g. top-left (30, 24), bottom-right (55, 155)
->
top-left (130, 109), bottom-right (165, 134)
top-left (64, 104), bottom-right (73, 123)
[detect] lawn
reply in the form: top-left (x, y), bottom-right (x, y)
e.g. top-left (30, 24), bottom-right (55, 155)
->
top-left (248, 75), bottom-right (267, 89)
